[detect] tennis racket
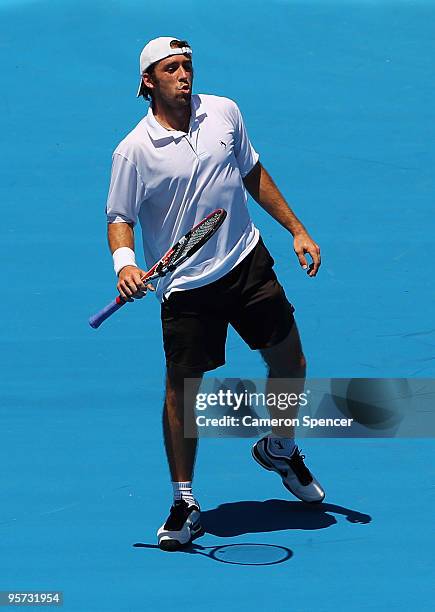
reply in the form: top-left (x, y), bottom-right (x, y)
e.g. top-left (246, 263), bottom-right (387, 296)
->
top-left (89, 208), bottom-right (227, 329)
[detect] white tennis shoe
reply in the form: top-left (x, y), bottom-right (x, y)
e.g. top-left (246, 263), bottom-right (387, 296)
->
top-left (157, 499), bottom-right (203, 551)
top-left (252, 436), bottom-right (325, 503)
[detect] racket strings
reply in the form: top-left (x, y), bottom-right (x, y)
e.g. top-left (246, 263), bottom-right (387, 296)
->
top-left (169, 212), bottom-right (223, 267)
top-left (166, 240), bottom-right (188, 269)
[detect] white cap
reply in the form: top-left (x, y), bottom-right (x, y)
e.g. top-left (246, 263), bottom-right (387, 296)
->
top-left (136, 36), bottom-right (192, 97)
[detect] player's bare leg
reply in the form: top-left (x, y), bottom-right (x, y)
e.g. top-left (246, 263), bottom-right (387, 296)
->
top-left (163, 364), bottom-right (203, 481)
top-left (158, 365), bottom-right (204, 550)
top-left (252, 322), bottom-right (325, 503)
top-left (260, 322), bottom-right (306, 438)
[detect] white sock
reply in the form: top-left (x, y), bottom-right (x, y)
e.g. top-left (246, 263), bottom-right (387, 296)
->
top-left (172, 481), bottom-right (197, 507)
top-left (267, 435), bottom-right (296, 457)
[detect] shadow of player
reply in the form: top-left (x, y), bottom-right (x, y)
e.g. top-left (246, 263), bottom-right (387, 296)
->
top-left (133, 500), bottom-right (370, 565)
top-left (201, 499), bottom-right (371, 537)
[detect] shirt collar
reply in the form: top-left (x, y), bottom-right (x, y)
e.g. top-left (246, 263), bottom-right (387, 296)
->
top-left (145, 94), bottom-right (207, 143)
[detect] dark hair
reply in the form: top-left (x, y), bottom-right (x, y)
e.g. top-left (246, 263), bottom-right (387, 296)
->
top-left (140, 39), bottom-right (191, 102)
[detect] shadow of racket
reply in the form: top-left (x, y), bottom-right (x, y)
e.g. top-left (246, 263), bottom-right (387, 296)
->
top-left (133, 541), bottom-right (293, 566)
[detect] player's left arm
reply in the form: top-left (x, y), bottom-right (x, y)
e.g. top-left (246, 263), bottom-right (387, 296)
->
top-left (243, 161), bottom-right (321, 277)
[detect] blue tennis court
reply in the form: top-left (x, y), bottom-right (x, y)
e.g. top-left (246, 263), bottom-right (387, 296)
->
top-left (1, 0), bottom-right (434, 610)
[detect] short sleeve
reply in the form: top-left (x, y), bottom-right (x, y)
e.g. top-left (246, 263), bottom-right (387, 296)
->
top-left (105, 153), bottom-right (146, 225)
top-left (231, 101), bottom-right (259, 177)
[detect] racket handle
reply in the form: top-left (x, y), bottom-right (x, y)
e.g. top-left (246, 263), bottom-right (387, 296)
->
top-left (89, 296), bottom-right (125, 329)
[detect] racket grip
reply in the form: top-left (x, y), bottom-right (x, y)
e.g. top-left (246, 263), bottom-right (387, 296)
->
top-left (89, 296), bottom-right (125, 329)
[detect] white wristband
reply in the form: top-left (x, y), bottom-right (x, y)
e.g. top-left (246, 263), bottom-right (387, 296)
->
top-left (113, 247), bottom-right (137, 276)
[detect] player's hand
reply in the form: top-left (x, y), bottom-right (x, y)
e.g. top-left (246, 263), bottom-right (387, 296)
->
top-left (117, 266), bottom-right (155, 302)
top-left (293, 231), bottom-right (321, 277)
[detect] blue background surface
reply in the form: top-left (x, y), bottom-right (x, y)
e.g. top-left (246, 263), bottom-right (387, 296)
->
top-left (0, 1), bottom-right (434, 610)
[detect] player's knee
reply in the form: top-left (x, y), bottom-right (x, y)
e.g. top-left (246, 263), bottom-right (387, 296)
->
top-left (165, 364), bottom-right (204, 416)
top-left (166, 364), bottom-right (203, 388)
top-left (269, 352), bottom-right (306, 377)
top-left (291, 352), bottom-right (306, 376)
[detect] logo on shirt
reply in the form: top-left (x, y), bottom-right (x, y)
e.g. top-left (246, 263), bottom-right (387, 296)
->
top-left (220, 140), bottom-right (227, 148)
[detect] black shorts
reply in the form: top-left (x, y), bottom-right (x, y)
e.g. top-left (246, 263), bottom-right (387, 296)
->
top-left (160, 237), bottom-right (295, 371)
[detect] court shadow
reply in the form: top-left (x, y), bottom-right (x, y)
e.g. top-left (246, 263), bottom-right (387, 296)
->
top-left (132, 500), bottom-right (370, 565)
top-left (133, 541), bottom-right (294, 566)
top-left (201, 499), bottom-right (371, 537)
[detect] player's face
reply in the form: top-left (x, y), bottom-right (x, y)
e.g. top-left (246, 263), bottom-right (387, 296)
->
top-left (149, 54), bottom-right (193, 107)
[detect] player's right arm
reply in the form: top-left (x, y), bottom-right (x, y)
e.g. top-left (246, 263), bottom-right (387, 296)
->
top-left (106, 151), bottom-right (152, 301)
top-left (107, 222), bottom-right (151, 301)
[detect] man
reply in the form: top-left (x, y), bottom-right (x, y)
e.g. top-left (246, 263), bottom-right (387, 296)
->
top-left (105, 37), bottom-right (325, 551)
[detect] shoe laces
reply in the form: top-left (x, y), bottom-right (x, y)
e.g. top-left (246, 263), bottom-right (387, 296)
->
top-left (289, 447), bottom-right (313, 486)
top-left (165, 499), bottom-right (198, 530)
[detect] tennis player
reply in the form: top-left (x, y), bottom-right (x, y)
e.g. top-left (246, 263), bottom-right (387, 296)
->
top-left (105, 37), bottom-right (325, 550)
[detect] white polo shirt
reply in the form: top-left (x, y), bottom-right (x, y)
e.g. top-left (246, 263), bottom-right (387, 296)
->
top-left (106, 94), bottom-right (260, 301)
